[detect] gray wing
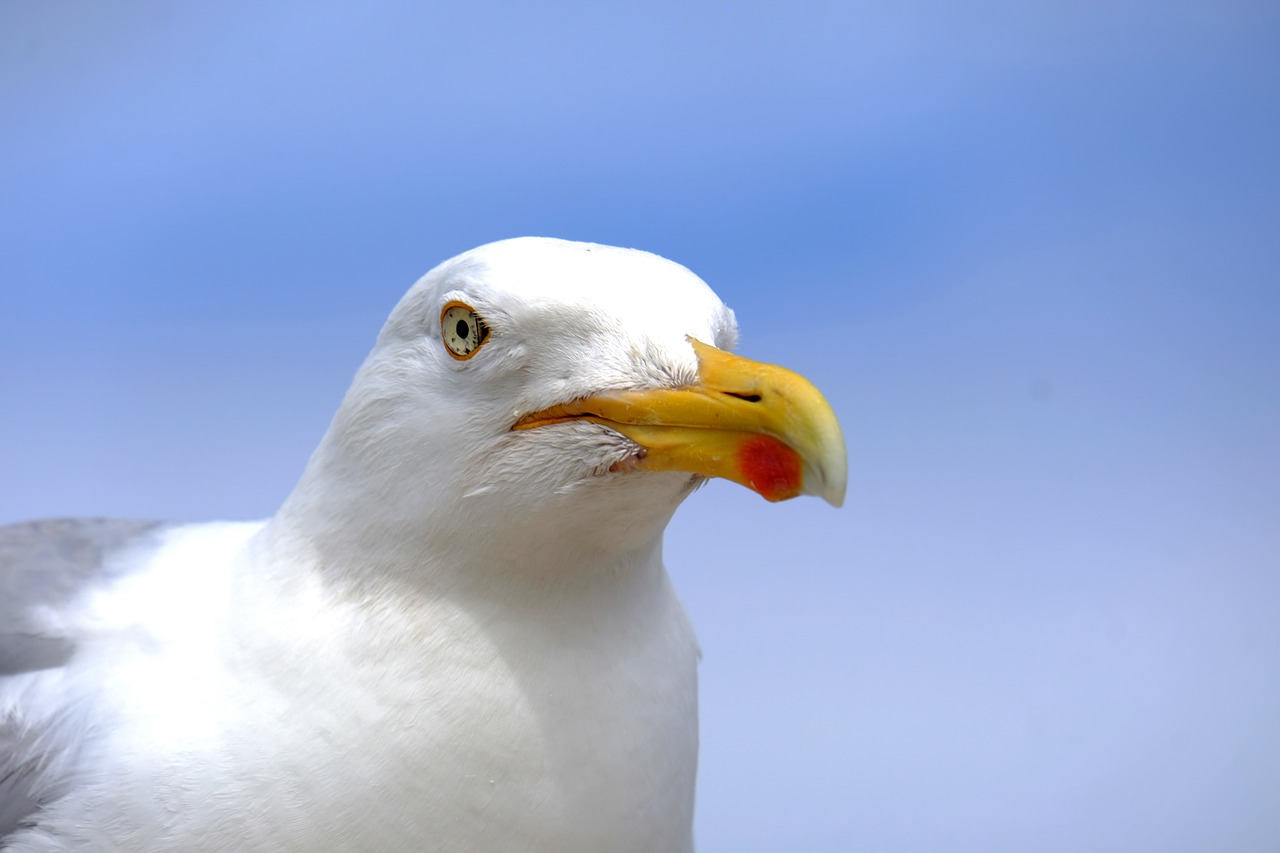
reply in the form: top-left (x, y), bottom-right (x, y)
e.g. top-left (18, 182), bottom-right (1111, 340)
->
top-left (0, 517), bottom-right (166, 838)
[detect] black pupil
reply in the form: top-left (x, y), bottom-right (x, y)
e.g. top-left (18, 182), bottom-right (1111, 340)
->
top-left (455, 319), bottom-right (470, 340)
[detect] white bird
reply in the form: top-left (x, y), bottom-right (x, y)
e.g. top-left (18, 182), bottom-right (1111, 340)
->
top-left (0, 237), bottom-right (846, 852)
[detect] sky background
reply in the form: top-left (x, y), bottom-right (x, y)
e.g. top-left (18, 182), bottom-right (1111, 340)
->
top-left (3, 2), bottom-right (1279, 850)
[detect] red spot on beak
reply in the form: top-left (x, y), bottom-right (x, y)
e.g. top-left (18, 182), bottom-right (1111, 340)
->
top-left (737, 436), bottom-right (802, 502)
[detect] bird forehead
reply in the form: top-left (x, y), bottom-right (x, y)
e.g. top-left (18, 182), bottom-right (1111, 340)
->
top-left (472, 238), bottom-right (725, 318)
top-left (386, 238), bottom-right (738, 352)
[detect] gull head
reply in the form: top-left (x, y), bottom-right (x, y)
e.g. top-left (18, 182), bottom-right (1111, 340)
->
top-left (285, 237), bottom-right (846, 567)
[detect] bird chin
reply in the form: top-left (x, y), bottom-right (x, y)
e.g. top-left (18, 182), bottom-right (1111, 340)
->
top-left (604, 446), bottom-right (647, 475)
top-left (599, 447), bottom-right (700, 498)
top-left (597, 445), bottom-right (703, 501)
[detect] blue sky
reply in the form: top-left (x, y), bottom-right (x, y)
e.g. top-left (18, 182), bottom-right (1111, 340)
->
top-left (3, 2), bottom-right (1278, 850)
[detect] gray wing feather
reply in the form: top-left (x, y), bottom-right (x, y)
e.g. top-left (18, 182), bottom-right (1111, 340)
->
top-left (0, 701), bottom-right (89, 839)
top-left (0, 518), bottom-right (165, 638)
top-left (0, 635), bottom-right (74, 678)
top-left (0, 517), bottom-right (166, 839)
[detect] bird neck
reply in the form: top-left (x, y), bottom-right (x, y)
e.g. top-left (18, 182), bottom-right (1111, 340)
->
top-left (236, 500), bottom-right (700, 853)
top-left (260, 445), bottom-right (687, 602)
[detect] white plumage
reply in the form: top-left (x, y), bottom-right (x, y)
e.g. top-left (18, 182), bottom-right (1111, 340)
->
top-left (0, 238), bottom-right (844, 851)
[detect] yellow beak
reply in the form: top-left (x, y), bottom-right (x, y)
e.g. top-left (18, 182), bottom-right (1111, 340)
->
top-left (513, 339), bottom-right (847, 506)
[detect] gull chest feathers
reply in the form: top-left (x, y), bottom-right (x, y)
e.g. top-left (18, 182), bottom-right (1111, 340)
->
top-left (1, 237), bottom-right (845, 852)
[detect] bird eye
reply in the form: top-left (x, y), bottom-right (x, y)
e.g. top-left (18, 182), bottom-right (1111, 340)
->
top-left (440, 301), bottom-right (490, 360)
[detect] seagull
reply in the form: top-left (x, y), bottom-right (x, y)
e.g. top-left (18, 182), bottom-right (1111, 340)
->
top-left (0, 237), bottom-right (846, 852)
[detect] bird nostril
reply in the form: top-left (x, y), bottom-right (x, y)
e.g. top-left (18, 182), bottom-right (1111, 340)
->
top-left (722, 392), bottom-right (762, 403)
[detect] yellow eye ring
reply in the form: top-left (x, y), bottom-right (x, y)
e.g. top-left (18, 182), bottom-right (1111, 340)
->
top-left (440, 301), bottom-right (490, 360)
